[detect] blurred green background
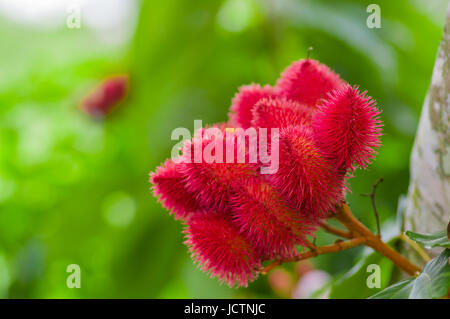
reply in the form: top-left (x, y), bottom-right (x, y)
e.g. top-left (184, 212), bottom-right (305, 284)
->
top-left (0, 0), bottom-right (448, 298)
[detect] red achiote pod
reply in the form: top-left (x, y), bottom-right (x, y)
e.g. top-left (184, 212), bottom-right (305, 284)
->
top-left (81, 74), bottom-right (129, 118)
top-left (275, 59), bottom-right (345, 107)
top-left (230, 176), bottom-right (317, 259)
top-left (267, 125), bottom-right (344, 217)
top-left (184, 212), bottom-right (261, 287)
top-left (150, 159), bottom-right (202, 220)
top-left (313, 85), bottom-right (382, 171)
top-left (180, 126), bottom-right (258, 213)
top-left (251, 97), bottom-right (313, 129)
top-left (228, 84), bottom-right (275, 128)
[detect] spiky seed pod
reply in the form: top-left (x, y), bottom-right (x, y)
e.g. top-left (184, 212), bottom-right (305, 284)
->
top-left (230, 176), bottom-right (317, 259)
top-left (267, 125), bottom-right (344, 218)
top-left (150, 159), bottom-right (201, 220)
top-left (228, 84), bottom-right (275, 128)
top-left (313, 85), bottom-right (382, 171)
top-left (180, 129), bottom-right (258, 213)
top-left (251, 97), bottom-right (314, 129)
top-left (184, 212), bottom-right (261, 287)
top-left (81, 74), bottom-right (129, 118)
top-left (275, 59), bottom-right (345, 107)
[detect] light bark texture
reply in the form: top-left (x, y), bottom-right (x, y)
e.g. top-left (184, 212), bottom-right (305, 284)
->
top-left (403, 4), bottom-right (450, 257)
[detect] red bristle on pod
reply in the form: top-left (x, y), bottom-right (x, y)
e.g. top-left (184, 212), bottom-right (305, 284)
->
top-left (312, 85), bottom-right (382, 171)
top-left (180, 124), bottom-right (258, 213)
top-left (230, 176), bottom-right (318, 259)
top-left (150, 159), bottom-right (201, 220)
top-left (228, 84), bottom-right (275, 128)
top-left (251, 97), bottom-right (314, 129)
top-left (266, 125), bottom-right (345, 218)
top-left (184, 212), bottom-right (261, 287)
top-left (275, 59), bottom-right (345, 108)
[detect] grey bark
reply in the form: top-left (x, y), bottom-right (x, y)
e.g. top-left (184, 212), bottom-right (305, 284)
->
top-left (403, 4), bottom-right (450, 257)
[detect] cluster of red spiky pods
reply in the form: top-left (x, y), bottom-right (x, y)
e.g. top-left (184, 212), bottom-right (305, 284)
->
top-left (150, 58), bottom-right (382, 287)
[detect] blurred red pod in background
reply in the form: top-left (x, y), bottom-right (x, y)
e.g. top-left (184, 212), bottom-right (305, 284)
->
top-left (80, 74), bottom-right (129, 118)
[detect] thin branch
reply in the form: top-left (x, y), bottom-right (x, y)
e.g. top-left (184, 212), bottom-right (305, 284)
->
top-left (260, 260), bottom-right (281, 275)
top-left (334, 204), bottom-right (421, 276)
top-left (293, 237), bottom-right (367, 261)
top-left (361, 177), bottom-right (384, 237)
top-left (319, 221), bottom-right (353, 239)
top-left (306, 46), bottom-right (313, 59)
top-left (260, 237), bottom-right (367, 274)
top-left (260, 203), bottom-right (422, 277)
top-left (305, 239), bottom-right (316, 250)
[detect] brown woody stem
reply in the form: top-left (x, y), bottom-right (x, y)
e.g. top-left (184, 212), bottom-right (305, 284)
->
top-left (293, 237), bottom-right (367, 262)
top-left (319, 221), bottom-right (353, 239)
top-left (334, 204), bottom-right (421, 276)
top-left (261, 203), bottom-right (422, 277)
top-left (261, 237), bottom-right (367, 274)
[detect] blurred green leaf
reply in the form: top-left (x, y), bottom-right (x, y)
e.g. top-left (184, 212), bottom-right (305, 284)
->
top-left (367, 278), bottom-right (415, 299)
top-left (0, 0), bottom-right (448, 298)
top-left (369, 249), bottom-right (450, 299)
top-left (329, 240), bottom-right (397, 299)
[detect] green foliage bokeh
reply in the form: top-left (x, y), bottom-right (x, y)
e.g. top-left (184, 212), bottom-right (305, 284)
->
top-left (0, 0), bottom-right (447, 298)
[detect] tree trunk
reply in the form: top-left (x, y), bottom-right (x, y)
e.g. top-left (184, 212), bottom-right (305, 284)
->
top-left (403, 4), bottom-right (450, 258)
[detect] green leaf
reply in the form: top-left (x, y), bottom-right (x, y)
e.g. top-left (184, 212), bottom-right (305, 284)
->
top-left (329, 249), bottom-right (395, 298)
top-left (405, 230), bottom-right (450, 248)
top-left (409, 273), bottom-right (432, 299)
top-left (421, 248), bottom-right (450, 298)
top-left (369, 249), bottom-right (450, 299)
top-left (329, 222), bottom-right (400, 299)
top-left (329, 238), bottom-right (398, 299)
top-left (368, 278), bottom-right (415, 299)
